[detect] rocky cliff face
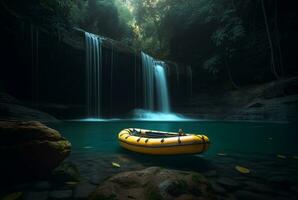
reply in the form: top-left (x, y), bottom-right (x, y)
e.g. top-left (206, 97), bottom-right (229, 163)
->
top-left (1, 2), bottom-right (297, 122)
top-left (0, 12), bottom-right (191, 119)
top-left (0, 93), bottom-right (58, 122)
top-left (177, 77), bottom-right (298, 122)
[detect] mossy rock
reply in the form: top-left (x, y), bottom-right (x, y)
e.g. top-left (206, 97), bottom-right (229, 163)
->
top-left (0, 121), bottom-right (71, 185)
top-left (89, 167), bottom-right (215, 200)
top-left (51, 161), bottom-right (80, 183)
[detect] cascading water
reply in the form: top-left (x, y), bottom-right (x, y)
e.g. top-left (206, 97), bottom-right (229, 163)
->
top-left (82, 36), bottom-right (186, 121)
top-left (175, 63), bottom-right (180, 88)
top-left (85, 32), bottom-right (102, 118)
top-left (141, 52), bottom-right (171, 113)
top-left (155, 62), bottom-right (170, 113)
top-left (187, 65), bottom-right (193, 98)
top-left (141, 52), bottom-right (155, 111)
top-left (135, 52), bottom-right (188, 121)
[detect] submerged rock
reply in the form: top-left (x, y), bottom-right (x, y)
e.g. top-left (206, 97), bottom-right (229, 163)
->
top-left (89, 167), bottom-right (215, 200)
top-left (73, 182), bottom-right (97, 199)
top-left (0, 121), bottom-right (71, 184)
top-left (51, 162), bottom-right (80, 183)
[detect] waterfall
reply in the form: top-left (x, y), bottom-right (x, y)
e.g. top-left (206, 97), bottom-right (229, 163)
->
top-left (187, 65), bottom-right (193, 98)
top-left (85, 32), bottom-right (102, 118)
top-left (141, 52), bottom-right (170, 113)
top-left (141, 52), bottom-right (155, 111)
top-left (175, 63), bottom-right (180, 89)
top-left (155, 62), bottom-right (170, 113)
top-left (110, 42), bottom-right (114, 114)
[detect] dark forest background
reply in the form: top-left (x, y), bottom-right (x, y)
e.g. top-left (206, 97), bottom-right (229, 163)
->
top-left (1, 0), bottom-right (298, 89)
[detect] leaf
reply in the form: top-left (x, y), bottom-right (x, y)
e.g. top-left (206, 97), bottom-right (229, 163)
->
top-left (112, 162), bottom-right (121, 168)
top-left (2, 192), bottom-right (22, 200)
top-left (65, 181), bottom-right (79, 186)
top-left (235, 165), bottom-right (250, 174)
top-left (277, 155), bottom-right (286, 159)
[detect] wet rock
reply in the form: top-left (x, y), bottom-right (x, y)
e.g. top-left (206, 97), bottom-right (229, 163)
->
top-left (0, 121), bottom-right (71, 184)
top-left (89, 167), bottom-right (216, 200)
top-left (25, 191), bottom-right (48, 200)
top-left (89, 174), bottom-right (104, 185)
top-left (73, 182), bottom-right (97, 199)
top-left (234, 190), bottom-right (269, 200)
top-left (217, 177), bottom-right (239, 190)
top-left (49, 190), bottom-right (72, 199)
top-left (52, 162), bottom-right (80, 183)
top-left (0, 93), bottom-right (20, 104)
top-left (158, 179), bottom-right (175, 198)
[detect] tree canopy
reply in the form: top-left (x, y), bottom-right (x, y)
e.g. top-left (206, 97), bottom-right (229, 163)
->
top-left (5, 0), bottom-right (297, 86)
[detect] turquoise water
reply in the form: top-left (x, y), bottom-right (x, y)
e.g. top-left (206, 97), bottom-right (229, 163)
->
top-left (46, 120), bottom-right (298, 199)
top-left (49, 120), bottom-right (298, 156)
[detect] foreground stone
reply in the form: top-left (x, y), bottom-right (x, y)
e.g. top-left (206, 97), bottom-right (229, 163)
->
top-left (0, 121), bottom-right (71, 184)
top-left (52, 162), bottom-right (81, 183)
top-left (89, 167), bottom-right (215, 200)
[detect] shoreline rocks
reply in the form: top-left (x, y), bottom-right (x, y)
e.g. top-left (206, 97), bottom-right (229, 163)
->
top-left (0, 121), bottom-right (71, 184)
top-left (89, 167), bottom-right (216, 200)
top-left (0, 93), bottom-right (58, 122)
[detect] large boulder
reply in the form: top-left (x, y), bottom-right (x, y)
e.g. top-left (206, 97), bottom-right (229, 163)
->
top-left (89, 167), bottom-right (215, 200)
top-left (0, 121), bottom-right (71, 184)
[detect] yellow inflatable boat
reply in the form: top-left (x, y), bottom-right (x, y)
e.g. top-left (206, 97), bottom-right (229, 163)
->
top-left (118, 128), bottom-right (210, 155)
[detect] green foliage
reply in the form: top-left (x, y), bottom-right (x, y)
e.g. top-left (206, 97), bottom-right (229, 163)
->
top-left (203, 55), bottom-right (222, 75)
top-left (79, 0), bottom-right (134, 41)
